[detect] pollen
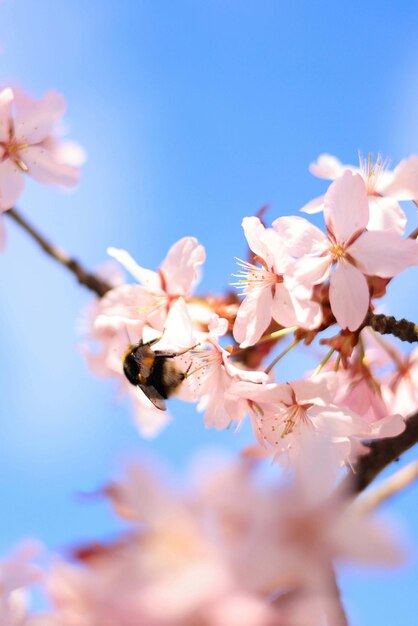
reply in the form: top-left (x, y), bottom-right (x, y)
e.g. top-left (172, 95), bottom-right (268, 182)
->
top-left (330, 242), bottom-right (346, 261)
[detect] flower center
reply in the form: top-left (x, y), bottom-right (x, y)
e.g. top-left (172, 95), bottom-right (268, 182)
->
top-left (280, 403), bottom-right (313, 437)
top-left (0, 137), bottom-right (30, 171)
top-left (231, 257), bottom-right (282, 295)
top-left (329, 242), bottom-right (346, 261)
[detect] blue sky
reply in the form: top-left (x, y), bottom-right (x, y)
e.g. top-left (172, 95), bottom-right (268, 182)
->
top-left (0, 1), bottom-right (417, 623)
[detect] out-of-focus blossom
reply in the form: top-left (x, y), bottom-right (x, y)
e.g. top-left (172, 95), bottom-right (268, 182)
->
top-left (38, 452), bottom-right (403, 625)
top-left (302, 152), bottom-right (418, 233)
top-left (382, 346), bottom-right (418, 418)
top-left (0, 86), bottom-right (84, 211)
top-left (275, 171), bottom-right (418, 330)
top-left (0, 542), bottom-right (42, 626)
top-left (232, 217), bottom-right (322, 348)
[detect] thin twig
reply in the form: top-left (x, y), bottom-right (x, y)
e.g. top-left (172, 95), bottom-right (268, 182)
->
top-left (6, 207), bottom-right (112, 297)
top-left (354, 460), bottom-right (418, 513)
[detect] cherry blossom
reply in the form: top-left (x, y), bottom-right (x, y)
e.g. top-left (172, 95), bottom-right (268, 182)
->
top-left (0, 87), bottom-right (84, 211)
top-left (188, 314), bottom-right (268, 429)
top-left (81, 242), bottom-right (206, 435)
top-left (232, 216), bottom-right (322, 348)
top-left (302, 151), bottom-right (418, 233)
top-left (237, 373), bottom-right (405, 465)
top-left (275, 171), bottom-right (418, 330)
top-left (106, 236), bottom-right (206, 332)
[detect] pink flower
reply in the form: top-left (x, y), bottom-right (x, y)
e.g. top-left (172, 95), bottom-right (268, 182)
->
top-left (302, 152), bottom-right (418, 233)
top-left (0, 542), bottom-right (43, 626)
top-left (81, 241), bottom-right (206, 436)
top-left (0, 87), bottom-right (84, 211)
top-left (238, 373), bottom-right (405, 465)
top-left (276, 171), bottom-right (418, 330)
top-left (232, 217), bottom-right (322, 348)
top-left (189, 314), bottom-right (268, 429)
top-left (106, 237), bottom-right (206, 332)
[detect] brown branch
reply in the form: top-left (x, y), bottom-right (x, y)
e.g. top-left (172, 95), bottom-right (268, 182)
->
top-left (365, 312), bottom-right (418, 343)
top-left (346, 410), bottom-right (418, 494)
top-left (6, 207), bottom-right (112, 297)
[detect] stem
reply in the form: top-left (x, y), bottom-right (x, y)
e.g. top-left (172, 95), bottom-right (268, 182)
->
top-left (365, 312), bottom-right (418, 344)
top-left (265, 337), bottom-right (301, 374)
top-left (312, 347), bottom-right (335, 377)
top-left (258, 326), bottom-right (298, 345)
top-left (6, 207), bottom-right (112, 297)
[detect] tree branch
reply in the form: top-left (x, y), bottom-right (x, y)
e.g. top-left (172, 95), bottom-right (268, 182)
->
top-left (347, 410), bottom-right (418, 494)
top-left (365, 312), bottom-right (418, 343)
top-left (6, 207), bottom-right (112, 298)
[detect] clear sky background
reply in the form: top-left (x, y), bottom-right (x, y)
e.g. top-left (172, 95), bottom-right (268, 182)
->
top-left (0, 1), bottom-right (417, 623)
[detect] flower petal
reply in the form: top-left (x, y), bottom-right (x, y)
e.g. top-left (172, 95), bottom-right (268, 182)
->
top-left (160, 237), bottom-right (206, 296)
top-left (329, 261), bottom-right (369, 330)
top-left (368, 414), bottom-right (406, 439)
top-left (107, 247), bottom-right (162, 291)
top-left (286, 255), bottom-right (332, 289)
top-left (349, 230), bottom-right (418, 277)
top-left (324, 171), bottom-right (369, 242)
top-left (14, 90), bottom-right (66, 144)
top-left (272, 284), bottom-right (322, 330)
top-left (378, 155), bottom-right (418, 200)
top-left (233, 288), bottom-right (273, 348)
top-left (0, 87), bottom-right (14, 143)
top-left (0, 158), bottom-right (24, 209)
top-left (367, 197), bottom-right (406, 234)
top-left (272, 216), bottom-right (328, 256)
top-left (309, 153), bottom-right (345, 179)
top-left (242, 216), bottom-right (273, 266)
top-left (300, 194), bottom-right (325, 214)
top-left (18, 146), bottom-right (80, 187)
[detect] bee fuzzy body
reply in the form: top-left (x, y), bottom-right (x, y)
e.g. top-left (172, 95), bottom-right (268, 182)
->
top-left (122, 339), bottom-right (190, 411)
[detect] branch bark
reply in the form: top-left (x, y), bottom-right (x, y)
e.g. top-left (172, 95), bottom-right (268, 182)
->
top-left (6, 207), bottom-right (112, 297)
top-left (365, 312), bottom-right (418, 344)
top-left (347, 410), bottom-right (418, 494)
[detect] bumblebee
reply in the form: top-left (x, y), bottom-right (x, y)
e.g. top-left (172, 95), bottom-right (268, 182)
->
top-left (122, 337), bottom-right (193, 411)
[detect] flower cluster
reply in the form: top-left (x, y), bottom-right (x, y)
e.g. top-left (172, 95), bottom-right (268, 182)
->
top-left (82, 154), bottom-right (417, 467)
